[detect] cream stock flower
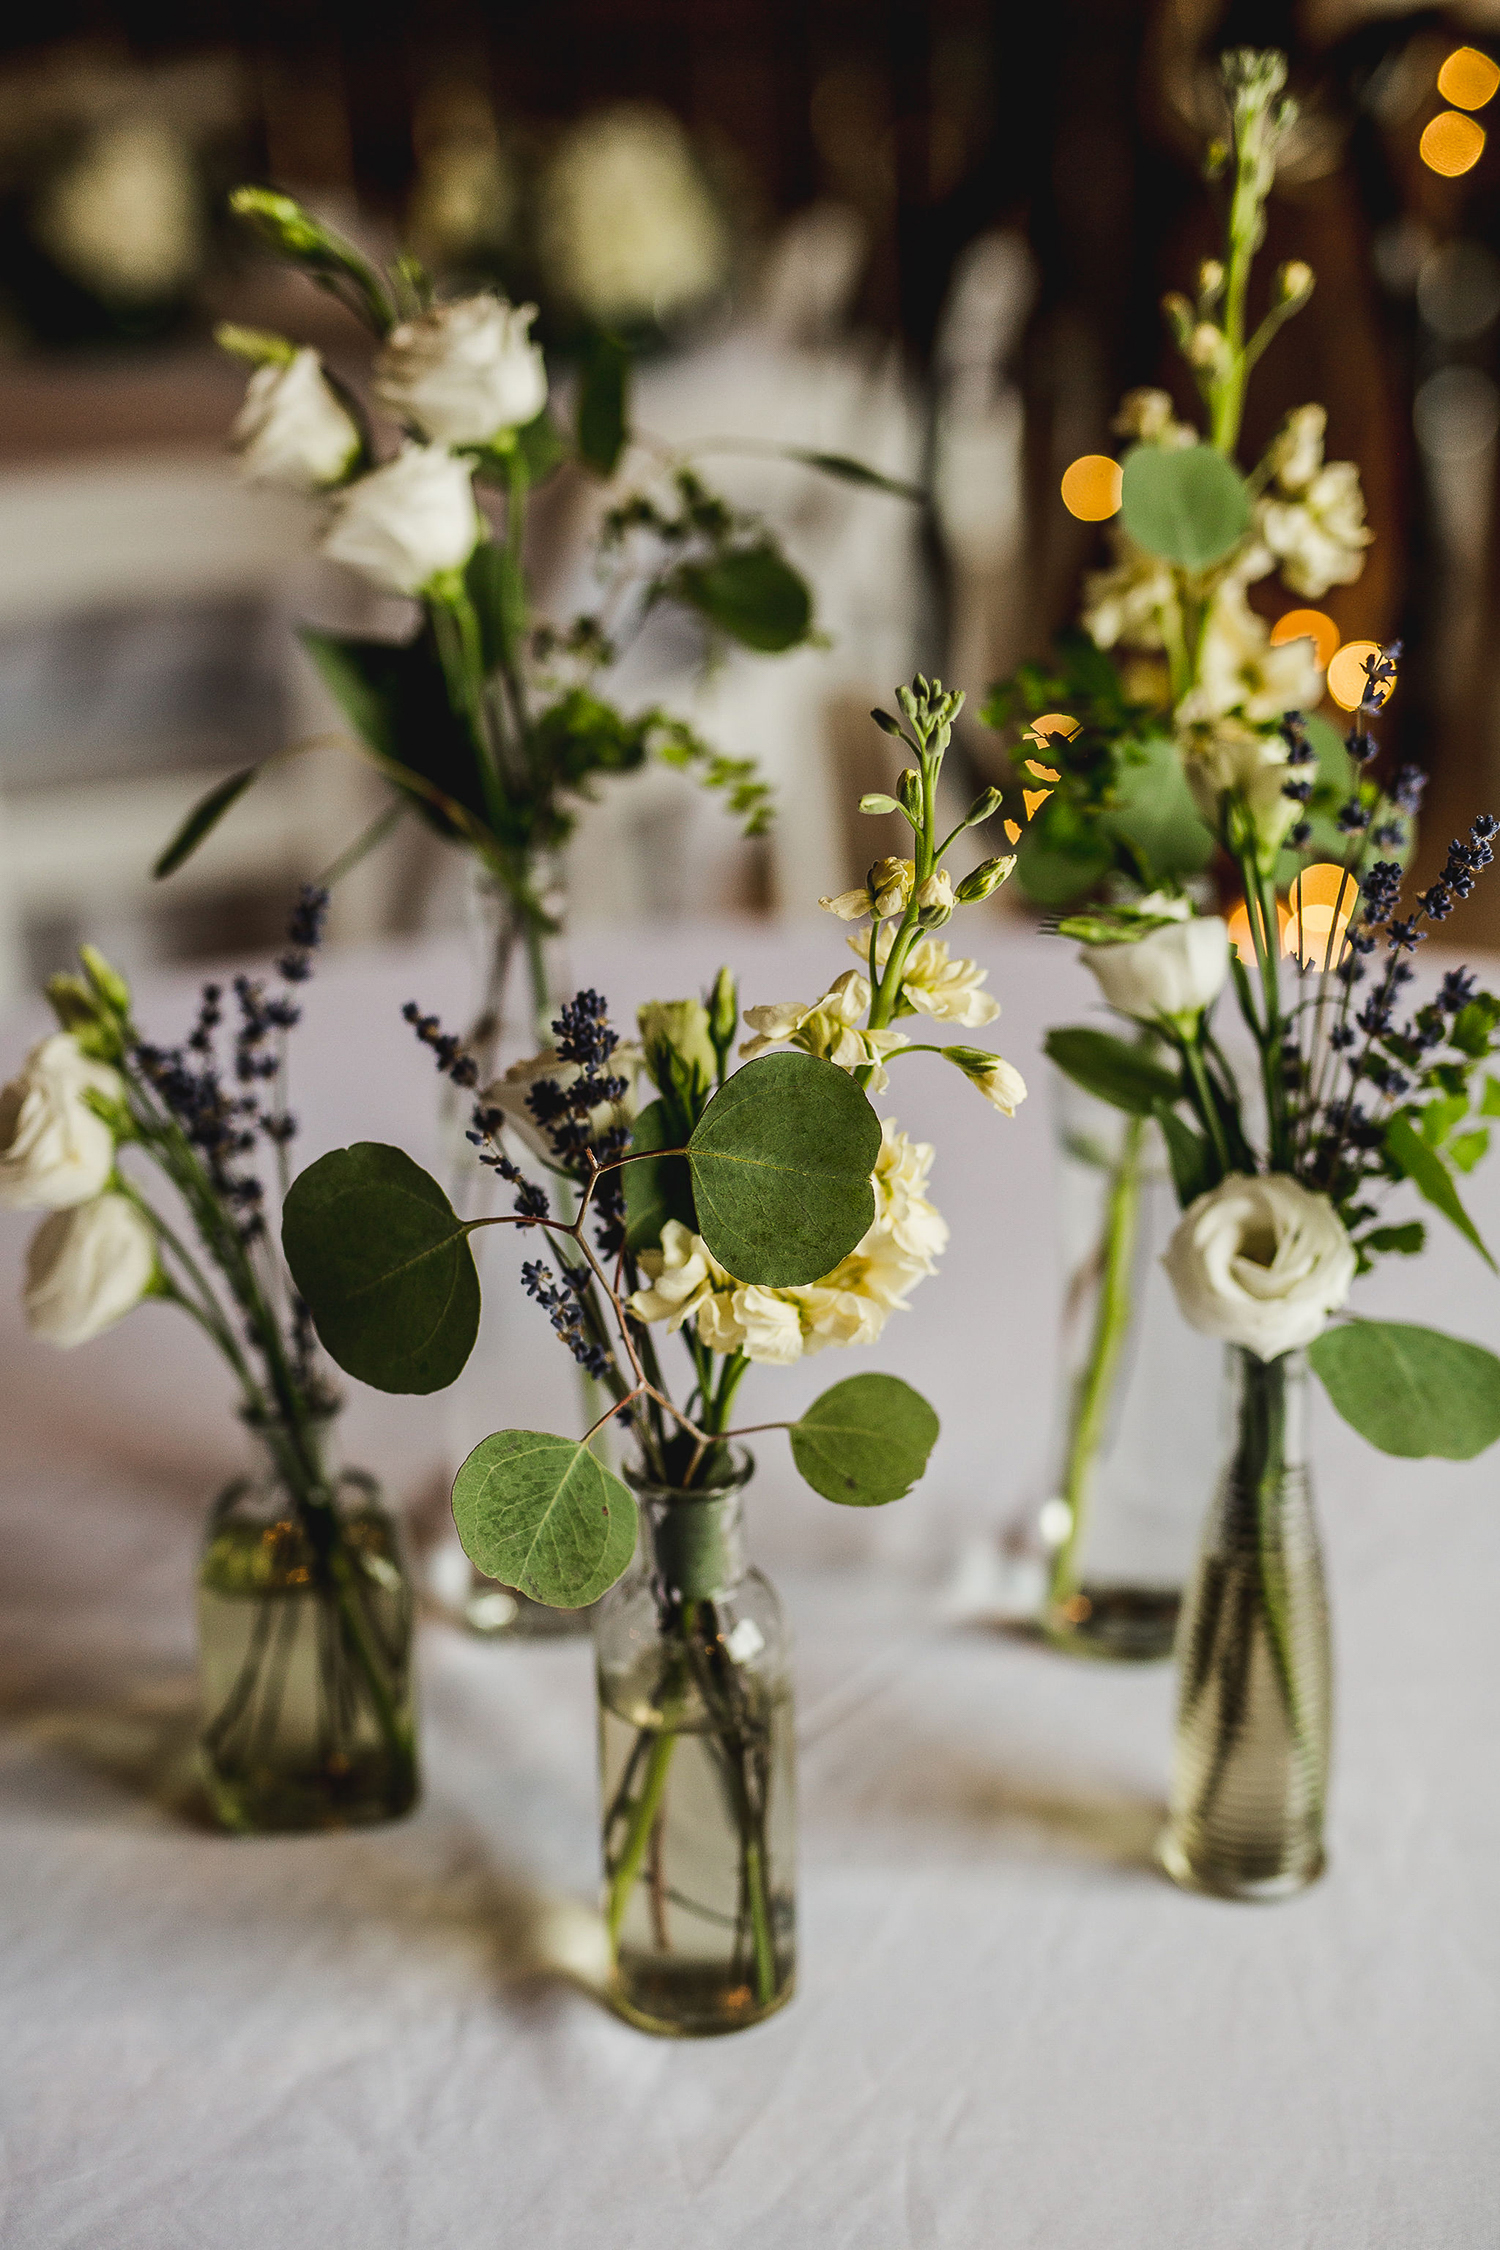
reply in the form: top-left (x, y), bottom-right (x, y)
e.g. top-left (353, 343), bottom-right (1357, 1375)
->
top-left (24, 1192), bottom-right (156, 1347)
top-left (1162, 1173), bottom-right (1356, 1360)
top-left (740, 971), bottom-right (909, 1092)
top-left (1176, 580), bottom-right (1323, 727)
top-left (1177, 716), bottom-right (1301, 856)
top-left (321, 443), bottom-right (482, 596)
top-left (374, 296), bottom-right (548, 446)
top-left (1257, 403), bottom-right (1371, 599)
top-left (857, 926), bottom-right (1001, 1028)
top-left (1266, 404), bottom-right (1327, 494)
top-left (820, 856), bottom-right (914, 923)
top-left (1082, 531), bottom-right (1178, 653)
top-left (1113, 388), bottom-right (1197, 448)
top-left (233, 350), bottom-right (361, 491)
top-left (628, 1218), bottom-right (726, 1332)
top-left (946, 1048), bottom-right (1028, 1115)
top-left (0, 1034), bottom-right (122, 1211)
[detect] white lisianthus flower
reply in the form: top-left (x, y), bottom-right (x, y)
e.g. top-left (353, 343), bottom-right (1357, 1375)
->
top-left (1176, 580), bottom-right (1323, 727)
top-left (321, 444), bottom-right (481, 596)
top-left (1082, 530), bottom-right (1178, 653)
top-left (374, 296), bottom-right (548, 446)
top-left (481, 1044), bottom-right (646, 1168)
top-left (0, 1035), bottom-right (122, 1210)
top-left (858, 926), bottom-right (1001, 1028)
top-left (232, 350), bottom-right (361, 491)
top-left (539, 104), bottom-right (729, 328)
top-left (740, 972), bottom-right (909, 1093)
top-left (1079, 915), bottom-right (1230, 1027)
top-left (1162, 1173), bottom-right (1356, 1361)
top-left (945, 1047), bottom-right (1028, 1116)
top-left (1178, 716), bottom-right (1300, 857)
top-left (24, 1193), bottom-right (156, 1348)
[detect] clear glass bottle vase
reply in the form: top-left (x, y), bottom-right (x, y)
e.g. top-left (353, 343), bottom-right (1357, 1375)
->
top-left (594, 1453), bottom-right (797, 2037)
top-left (196, 1408), bottom-right (419, 1833)
top-left (1039, 1068), bottom-right (1220, 1658)
top-left (1157, 1345), bottom-right (1332, 1900)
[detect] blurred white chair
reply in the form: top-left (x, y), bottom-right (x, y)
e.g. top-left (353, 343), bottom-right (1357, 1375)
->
top-left (0, 447), bottom-right (387, 1000)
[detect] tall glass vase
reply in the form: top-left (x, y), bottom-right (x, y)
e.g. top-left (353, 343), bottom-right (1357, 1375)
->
top-left (197, 1407), bottom-right (419, 1833)
top-left (594, 1453), bottom-right (797, 2037)
top-left (1157, 1346), bottom-right (1332, 1900)
top-left (1039, 1069), bottom-right (1220, 1658)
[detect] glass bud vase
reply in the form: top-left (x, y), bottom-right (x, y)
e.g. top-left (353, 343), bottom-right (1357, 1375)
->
top-left (1158, 1346), bottom-right (1331, 1900)
top-left (1039, 1068), bottom-right (1219, 1659)
top-left (594, 1453), bottom-right (796, 2037)
top-left (197, 1409), bottom-right (419, 1833)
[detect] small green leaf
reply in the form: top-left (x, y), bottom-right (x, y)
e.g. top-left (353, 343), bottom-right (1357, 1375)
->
top-left (1420, 1093), bottom-right (1467, 1147)
top-left (1385, 1111), bottom-right (1496, 1272)
top-left (466, 538), bottom-right (526, 672)
top-left (623, 1098), bottom-right (695, 1255)
top-left (1452, 993), bottom-right (1500, 1059)
top-left (687, 1052), bottom-right (881, 1287)
top-left (781, 449), bottom-right (925, 503)
top-left (452, 1431), bottom-right (637, 1606)
top-left (1480, 1074), bottom-right (1500, 1118)
top-left (1154, 1101), bottom-right (1216, 1204)
top-left (1120, 442), bottom-right (1251, 571)
top-left (1308, 1319), bottom-right (1500, 1460)
top-left (1106, 731), bottom-right (1215, 882)
top-left (281, 1143), bottom-right (480, 1393)
top-left (1361, 1221), bottom-right (1425, 1255)
top-left (152, 766), bottom-right (260, 879)
top-left (672, 543), bottom-right (813, 653)
top-left (1045, 1027), bottom-right (1182, 1117)
top-left (577, 332), bottom-right (630, 476)
top-left (789, 1372), bottom-right (939, 1505)
top-left (1449, 1128), bottom-right (1490, 1174)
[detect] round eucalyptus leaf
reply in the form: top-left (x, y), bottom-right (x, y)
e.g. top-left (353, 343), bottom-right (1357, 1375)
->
top-left (1308, 1319), bottom-right (1500, 1460)
top-left (622, 1097), bottom-right (695, 1255)
top-left (281, 1142), bottom-right (479, 1395)
top-left (452, 1430), bottom-right (637, 1606)
top-left (1120, 443), bottom-right (1250, 571)
top-left (789, 1371), bottom-right (939, 1505)
top-left (673, 543), bottom-right (812, 652)
top-left (687, 1051), bottom-right (881, 1287)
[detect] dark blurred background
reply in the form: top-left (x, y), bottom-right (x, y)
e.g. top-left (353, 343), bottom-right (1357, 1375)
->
top-left (0, 0), bottom-right (1497, 989)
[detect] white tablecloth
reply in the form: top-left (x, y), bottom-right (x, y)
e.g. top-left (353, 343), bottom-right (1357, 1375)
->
top-left (3, 924), bottom-right (1498, 2249)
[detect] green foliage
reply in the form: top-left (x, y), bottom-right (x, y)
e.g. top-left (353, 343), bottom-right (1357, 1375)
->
top-left (514, 408), bottom-right (568, 487)
top-left (452, 1431), bottom-right (638, 1605)
top-left (1384, 1111), bottom-right (1496, 1273)
top-left (300, 625), bottom-right (493, 841)
top-left (1044, 1028), bottom-right (1182, 1117)
top-left (669, 542), bottom-right (813, 653)
top-left (1119, 442), bottom-right (1251, 569)
top-left (281, 1144), bottom-right (481, 1393)
top-left (466, 539), bottom-right (527, 673)
top-left (152, 767), bottom-right (260, 880)
top-left (780, 449), bottom-right (925, 503)
top-left (1308, 1320), bottom-right (1500, 1460)
top-left (788, 1373), bottom-right (939, 1505)
top-left (1155, 1102), bottom-right (1216, 1204)
top-left (622, 1097), bottom-right (695, 1255)
top-left (1109, 732), bottom-right (1216, 881)
top-left (651, 715), bottom-right (775, 835)
top-left (577, 332), bottom-right (630, 476)
top-left (1452, 992), bottom-right (1500, 1059)
top-left (686, 1052), bottom-right (882, 1287)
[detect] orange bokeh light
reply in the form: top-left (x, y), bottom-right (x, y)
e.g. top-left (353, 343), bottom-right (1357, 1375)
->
top-left (1227, 898), bottom-right (1292, 964)
top-left (1420, 110), bottom-right (1487, 176)
top-left (1060, 455), bottom-right (1123, 521)
top-left (1025, 712), bottom-right (1081, 746)
top-left (1437, 46), bottom-right (1500, 110)
top-left (1289, 862), bottom-right (1359, 913)
top-left (1270, 608), bottom-right (1340, 670)
top-left (1326, 639), bottom-right (1393, 712)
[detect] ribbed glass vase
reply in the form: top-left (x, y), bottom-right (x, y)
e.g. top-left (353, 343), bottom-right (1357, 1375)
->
top-left (1157, 1346), bottom-right (1331, 1900)
top-left (197, 1408), bottom-right (418, 1833)
top-left (594, 1452), bottom-right (796, 2037)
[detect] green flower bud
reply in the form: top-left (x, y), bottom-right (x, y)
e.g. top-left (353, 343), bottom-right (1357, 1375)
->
top-left (859, 792), bottom-right (899, 815)
top-left (955, 854), bottom-right (1017, 905)
top-left (229, 188), bottom-right (335, 260)
top-left (79, 946), bottom-right (132, 1017)
top-left (964, 786), bottom-right (1005, 828)
top-left (896, 769), bottom-right (923, 821)
top-left (213, 322), bottom-right (297, 367)
top-left (639, 998), bottom-right (716, 1108)
top-left (706, 966), bottom-right (738, 1059)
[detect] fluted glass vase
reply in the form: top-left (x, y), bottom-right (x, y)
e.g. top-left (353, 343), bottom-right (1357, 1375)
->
top-left (197, 1408), bottom-right (419, 1833)
top-left (1157, 1346), bottom-right (1331, 1900)
top-left (1040, 1068), bottom-right (1219, 1658)
top-left (594, 1453), bottom-right (797, 2037)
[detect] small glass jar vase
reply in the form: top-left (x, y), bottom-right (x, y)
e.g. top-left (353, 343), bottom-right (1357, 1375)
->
top-left (197, 1409), bottom-right (419, 1834)
top-left (1157, 1346), bottom-right (1331, 1900)
top-left (594, 1453), bottom-right (796, 2037)
top-left (1039, 1068), bottom-right (1220, 1659)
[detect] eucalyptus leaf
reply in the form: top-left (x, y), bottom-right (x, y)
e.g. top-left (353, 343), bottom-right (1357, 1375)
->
top-left (623, 1097), bottom-right (695, 1255)
top-left (1120, 443), bottom-right (1250, 571)
top-left (789, 1372), bottom-right (939, 1505)
top-left (451, 1430), bottom-right (637, 1606)
top-left (281, 1143), bottom-right (480, 1393)
top-left (1308, 1319), bottom-right (1500, 1460)
top-left (577, 332), bottom-right (630, 476)
top-left (152, 766), bottom-right (260, 880)
top-left (1385, 1111), bottom-right (1496, 1273)
top-left (1106, 732), bottom-right (1215, 882)
top-left (1045, 1027), bottom-right (1182, 1117)
top-left (687, 1052), bottom-right (881, 1286)
top-left (672, 543), bottom-right (812, 653)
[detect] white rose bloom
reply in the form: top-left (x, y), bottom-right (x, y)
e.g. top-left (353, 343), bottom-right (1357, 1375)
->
top-left (482, 1043), bottom-right (646, 1168)
top-left (24, 1193), bottom-right (156, 1348)
top-left (1079, 915), bottom-right (1230, 1027)
top-left (540, 105), bottom-right (729, 327)
top-left (1163, 1173), bottom-right (1356, 1361)
top-left (0, 1034), bottom-right (122, 1210)
top-left (1258, 463), bottom-right (1371, 599)
top-left (232, 350), bottom-right (361, 491)
top-left (860, 927), bottom-right (1000, 1028)
top-left (321, 444), bottom-right (481, 596)
top-left (1177, 580), bottom-right (1323, 727)
top-left (1082, 532), bottom-right (1178, 653)
top-left (374, 296), bottom-right (548, 446)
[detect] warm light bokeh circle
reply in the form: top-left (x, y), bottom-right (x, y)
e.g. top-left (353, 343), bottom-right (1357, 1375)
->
top-left (1437, 47), bottom-right (1500, 111)
top-left (1270, 608), bottom-right (1340, 670)
top-left (1289, 862), bottom-right (1360, 912)
top-left (1420, 110), bottom-right (1487, 176)
top-left (1327, 640), bottom-right (1392, 711)
top-left (1060, 455), bottom-right (1123, 521)
top-left (1025, 712), bottom-right (1081, 744)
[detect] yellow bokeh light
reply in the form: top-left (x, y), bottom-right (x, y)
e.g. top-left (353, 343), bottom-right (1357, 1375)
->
top-left (1025, 712), bottom-right (1081, 746)
top-left (1003, 818), bottom-right (1022, 844)
top-left (1327, 639), bottom-right (1392, 711)
top-left (1420, 110), bottom-right (1487, 177)
top-left (1283, 899), bottom-right (1352, 969)
top-left (1060, 455), bottom-right (1123, 521)
top-left (1289, 862), bottom-right (1359, 913)
top-left (1022, 788), bottom-right (1054, 821)
top-left (1227, 898), bottom-right (1291, 964)
top-left (1270, 608), bottom-right (1340, 670)
top-left (1437, 47), bottom-right (1500, 111)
